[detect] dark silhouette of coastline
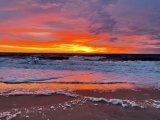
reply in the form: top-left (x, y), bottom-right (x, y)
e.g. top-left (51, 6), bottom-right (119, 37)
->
top-left (0, 52), bottom-right (160, 61)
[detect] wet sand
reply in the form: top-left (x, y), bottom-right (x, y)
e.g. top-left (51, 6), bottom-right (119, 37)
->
top-left (0, 86), bottom-right (160, 120)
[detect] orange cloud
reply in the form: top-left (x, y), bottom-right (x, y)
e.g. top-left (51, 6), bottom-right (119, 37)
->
top-left (0, 44), bottom-right (107, 53)
top-left (0, 29), bottom-right (142, 53)
top-left (120, 35), bottom-right (147, 41)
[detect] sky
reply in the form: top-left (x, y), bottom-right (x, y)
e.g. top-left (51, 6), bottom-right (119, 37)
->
top-left (0, 0), bottom-right (159, 53)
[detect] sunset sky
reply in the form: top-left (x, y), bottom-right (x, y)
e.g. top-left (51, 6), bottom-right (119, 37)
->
top-left (0, 0), bottom-right (159, 53)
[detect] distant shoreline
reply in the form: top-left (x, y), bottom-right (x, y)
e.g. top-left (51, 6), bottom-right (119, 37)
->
top-left (0, 52), bottom-right (160, 55)
top-left (0, 52), bottom-right (159, 61)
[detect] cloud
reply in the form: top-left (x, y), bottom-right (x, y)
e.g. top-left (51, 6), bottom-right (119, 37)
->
top-left (108, 37), bottom-right (118, 42)
top-left (137, 48), bottom-right (160, 54)
top-left (109, 0), bottom-right (160, 36)
top-left (28, 0), bottom-right (118, 34)
top-left (0, 0), bottom-right (160, 53)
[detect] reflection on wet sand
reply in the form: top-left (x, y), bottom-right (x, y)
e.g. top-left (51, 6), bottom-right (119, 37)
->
top-left (0, 82), bottom-right (144, 93)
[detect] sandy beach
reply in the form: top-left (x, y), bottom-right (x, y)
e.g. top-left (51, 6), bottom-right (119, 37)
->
top-left (0, 83), bottom-right (160, 120)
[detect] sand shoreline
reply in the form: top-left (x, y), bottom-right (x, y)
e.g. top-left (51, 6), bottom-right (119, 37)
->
top-left (0, 84), bottom-right (160, 120)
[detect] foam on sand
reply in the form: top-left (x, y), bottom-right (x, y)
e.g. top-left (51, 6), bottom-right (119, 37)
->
top-left (85, 97), bottom-right (145, 109)
top-left (0, 111), bottom-right (21, 120)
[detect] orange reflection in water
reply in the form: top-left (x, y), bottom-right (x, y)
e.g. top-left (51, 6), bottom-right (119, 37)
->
top-left (0, 83), bottom-right (142, 92)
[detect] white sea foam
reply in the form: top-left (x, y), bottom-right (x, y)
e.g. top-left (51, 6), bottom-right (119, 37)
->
top-left (85, 97), bottom-right (146, 109)
top-left (0, 111), bottom-right (21, 120)
top-left (0, 89), bottom-right (78, 98)
top-left (85, 97), bottom-right (160, 109)
top-left (149, 100), bottom-right (160, 109)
